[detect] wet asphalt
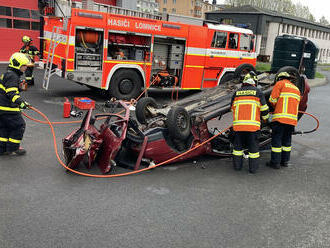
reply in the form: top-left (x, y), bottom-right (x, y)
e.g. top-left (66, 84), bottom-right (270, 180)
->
top-left (0, 66), bottom-right (330, 248)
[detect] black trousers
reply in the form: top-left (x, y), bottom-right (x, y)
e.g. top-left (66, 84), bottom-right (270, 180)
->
top-left (270, 121), bottom-right (294, 165)
top-left (232, 131), bottom-right (259, 173)
top-left (25, 66), bottom-right (34, 85)
top-left (0, 113), bottom-right (26, 153)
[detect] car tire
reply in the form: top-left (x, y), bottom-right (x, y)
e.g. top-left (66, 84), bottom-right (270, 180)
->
top-left (109, 69), bottom-right (142, 100)
top-left (135, 97), bottom-right (158, 124)
top-left (234, 64), bottom-right (256, 80)
top-left (275, 66), bottom-right (301, 89)
top-left (166, 106), bottom-right (191, 140)
top-left (220, 73), bottom-right (234, 84)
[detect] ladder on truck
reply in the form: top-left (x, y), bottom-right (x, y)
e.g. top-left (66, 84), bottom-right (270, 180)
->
top-left (42, 26), bottom-right (66, 90)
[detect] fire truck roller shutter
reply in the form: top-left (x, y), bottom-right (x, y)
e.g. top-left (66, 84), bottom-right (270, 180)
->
top-left (77, 30), bottom-right (101, 48)
top-left (109, 69), bottom-right (143, 100)
top-left (233, 64), bottom-right (256, 82)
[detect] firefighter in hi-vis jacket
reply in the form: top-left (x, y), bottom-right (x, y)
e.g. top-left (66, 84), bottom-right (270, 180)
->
top-left (20, 35), bottom-right (40, 86)
top-left (231, 72), bottom-right (269, 173)
top-left (266, 71), bottom-right (301, 169)
top-left (0, 53), bottom-right (32, 156)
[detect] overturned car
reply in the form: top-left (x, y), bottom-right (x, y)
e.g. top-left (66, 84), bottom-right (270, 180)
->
top-left (63, 66), bottom-right (310, 174)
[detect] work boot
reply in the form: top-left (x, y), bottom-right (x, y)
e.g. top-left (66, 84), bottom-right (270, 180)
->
top-left (8, 147), bottom-right (26, 156)
top-left (266, 161), bottom-right (280, 169)
top-left (0, 151), bottom-right (9, 156)
top-left (281, 162), bottom-right (289, 167)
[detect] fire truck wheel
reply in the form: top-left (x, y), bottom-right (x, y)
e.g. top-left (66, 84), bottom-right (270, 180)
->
top-left (234, 64), bottom-right (256, 80)
top-left (220, 73), bottom-right (234, 84)
top-left (109, 69), bottom-right (142, 100)
top-left (136, 97), bottom-right (158, 124)
top-left (166, 106), bottom-right (191, 140)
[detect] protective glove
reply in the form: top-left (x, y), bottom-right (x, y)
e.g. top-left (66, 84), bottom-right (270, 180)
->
top-left (19, 101), bottom-right (31, 109)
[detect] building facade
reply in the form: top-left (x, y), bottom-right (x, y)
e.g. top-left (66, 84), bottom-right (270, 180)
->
top-left (136, 0), bottom-right (160, 15)
top-left (206, 5), bottom-right (330, 63)
top-left (156, 0), bottom-right (221, 18)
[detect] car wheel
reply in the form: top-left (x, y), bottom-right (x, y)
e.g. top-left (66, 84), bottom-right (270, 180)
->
top-left (219, 73), bottom-right (234, 84)
top-left (275, 66), bottom-right (300, 89)
top-left (166, 106), bottom-right (191, 140)
top-left (109, 69), bottom-right (142, 100)
top-left (135, 97), bottom-right (158, 124)
top-left (234, 64), bottom-right (256, 80)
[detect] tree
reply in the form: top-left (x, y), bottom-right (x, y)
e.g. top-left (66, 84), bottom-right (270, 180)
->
top-left (319, 16), bottom-right (329, 25)
top-left (224, 0), bottom-right (316, 22)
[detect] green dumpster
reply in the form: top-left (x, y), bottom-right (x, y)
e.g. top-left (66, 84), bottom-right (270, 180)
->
top-left (271, 35), bottom-right (319, 79)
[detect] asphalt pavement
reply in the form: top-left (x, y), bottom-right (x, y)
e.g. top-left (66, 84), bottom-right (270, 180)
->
top-left (0, 66), bottom-right (330, 248)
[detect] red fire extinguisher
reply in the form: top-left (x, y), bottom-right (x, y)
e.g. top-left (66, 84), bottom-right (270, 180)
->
top-left (63, 97), bottom-right (71, 118)
top-left (20, 80), bottom-right (28, 91)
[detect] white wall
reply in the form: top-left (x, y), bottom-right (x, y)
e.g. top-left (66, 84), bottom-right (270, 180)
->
top-left (265, 22), bottom-right (280, 60)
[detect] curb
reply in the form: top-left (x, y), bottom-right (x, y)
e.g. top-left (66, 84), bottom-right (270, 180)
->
top-left (308, 77), bottom-right (328, 88)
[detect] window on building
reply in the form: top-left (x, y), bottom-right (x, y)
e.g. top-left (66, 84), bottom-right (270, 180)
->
top-left (13, 8), bottom-right (30, 18)
top-left (173, 0), bottom-right (176, 3)
top-left (240, 34), bottom-right (254, 51)
top-left (31, 21), bottom-right (40, 30)
top-left (0, 18), bottom-right (12, 28)
top-left (163, 0), bottom-right (167, 4)
top-left (221, 18), bottom-right (232, 24)
top-left (13, 19), bottom-right (30, 30)
top-left (228, 33), bottom-right (239, 49)
top-left (172, 8), bottom-right (176, 13)
top-left (163, 8), bottom-right (167, 12)
top-left (31, 10), bottom-right (40, 20)
top-left (211, 31), bottom-right (227, 48)
top-left (0, 6), bottom-right (11, 16)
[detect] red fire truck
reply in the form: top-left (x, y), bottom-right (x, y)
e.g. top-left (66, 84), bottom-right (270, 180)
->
top-left (43, 8), bottom-right (256, 99)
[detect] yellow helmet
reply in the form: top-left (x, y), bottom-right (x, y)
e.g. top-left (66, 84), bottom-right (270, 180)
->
top-left (277, 72), bottom-right (291, 78)
top-left (22, 35), bottom-right (32, 43)
top-left (243, 71), bottom-right (258, 84)
top-left (9, 52), bottom-right (33, 70)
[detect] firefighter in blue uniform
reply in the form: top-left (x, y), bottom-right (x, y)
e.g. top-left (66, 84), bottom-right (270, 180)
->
top-left (0, 53), bottom-right (32, 155)
top-left (20, 36), bottom-right (40, 86)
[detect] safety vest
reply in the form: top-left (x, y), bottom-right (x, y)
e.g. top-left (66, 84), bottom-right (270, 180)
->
top-left (231, 85), bottom-right (269, 132)
top-left (269, 79), bottom-right (301, 126)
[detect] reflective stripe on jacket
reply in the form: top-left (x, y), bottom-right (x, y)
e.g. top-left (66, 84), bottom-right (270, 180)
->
top-left (0, 69), bottom-right (24, 114)
top-left (231, 85), bottom-right (269, 132)
top-left (20, 45), bottom-right (39, 61)
top-left (269, 79), bottom-right (301, 126)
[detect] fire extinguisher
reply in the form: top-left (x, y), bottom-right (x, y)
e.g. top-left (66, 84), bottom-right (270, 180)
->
top-left (20, 79), bottom-right (28, 91)
top-left (63, 97), bottom-right (71, 118)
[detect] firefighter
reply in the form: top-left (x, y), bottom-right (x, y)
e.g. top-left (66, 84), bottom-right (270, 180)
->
top-left (0, 52), bottom-right (32, 156)
top-left (20, 35), bottom-right (40, 86)
top-left (266, 71), bottom-right (301, 169)
top-left (231, 72), bottom-right (269, 173)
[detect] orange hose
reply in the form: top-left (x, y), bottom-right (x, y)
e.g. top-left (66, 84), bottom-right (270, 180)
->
top-left (27, 106), bottom-right (231, 178)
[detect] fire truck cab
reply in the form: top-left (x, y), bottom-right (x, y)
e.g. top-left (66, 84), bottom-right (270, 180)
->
top-left (43, 8), bottom-right (256, 99)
